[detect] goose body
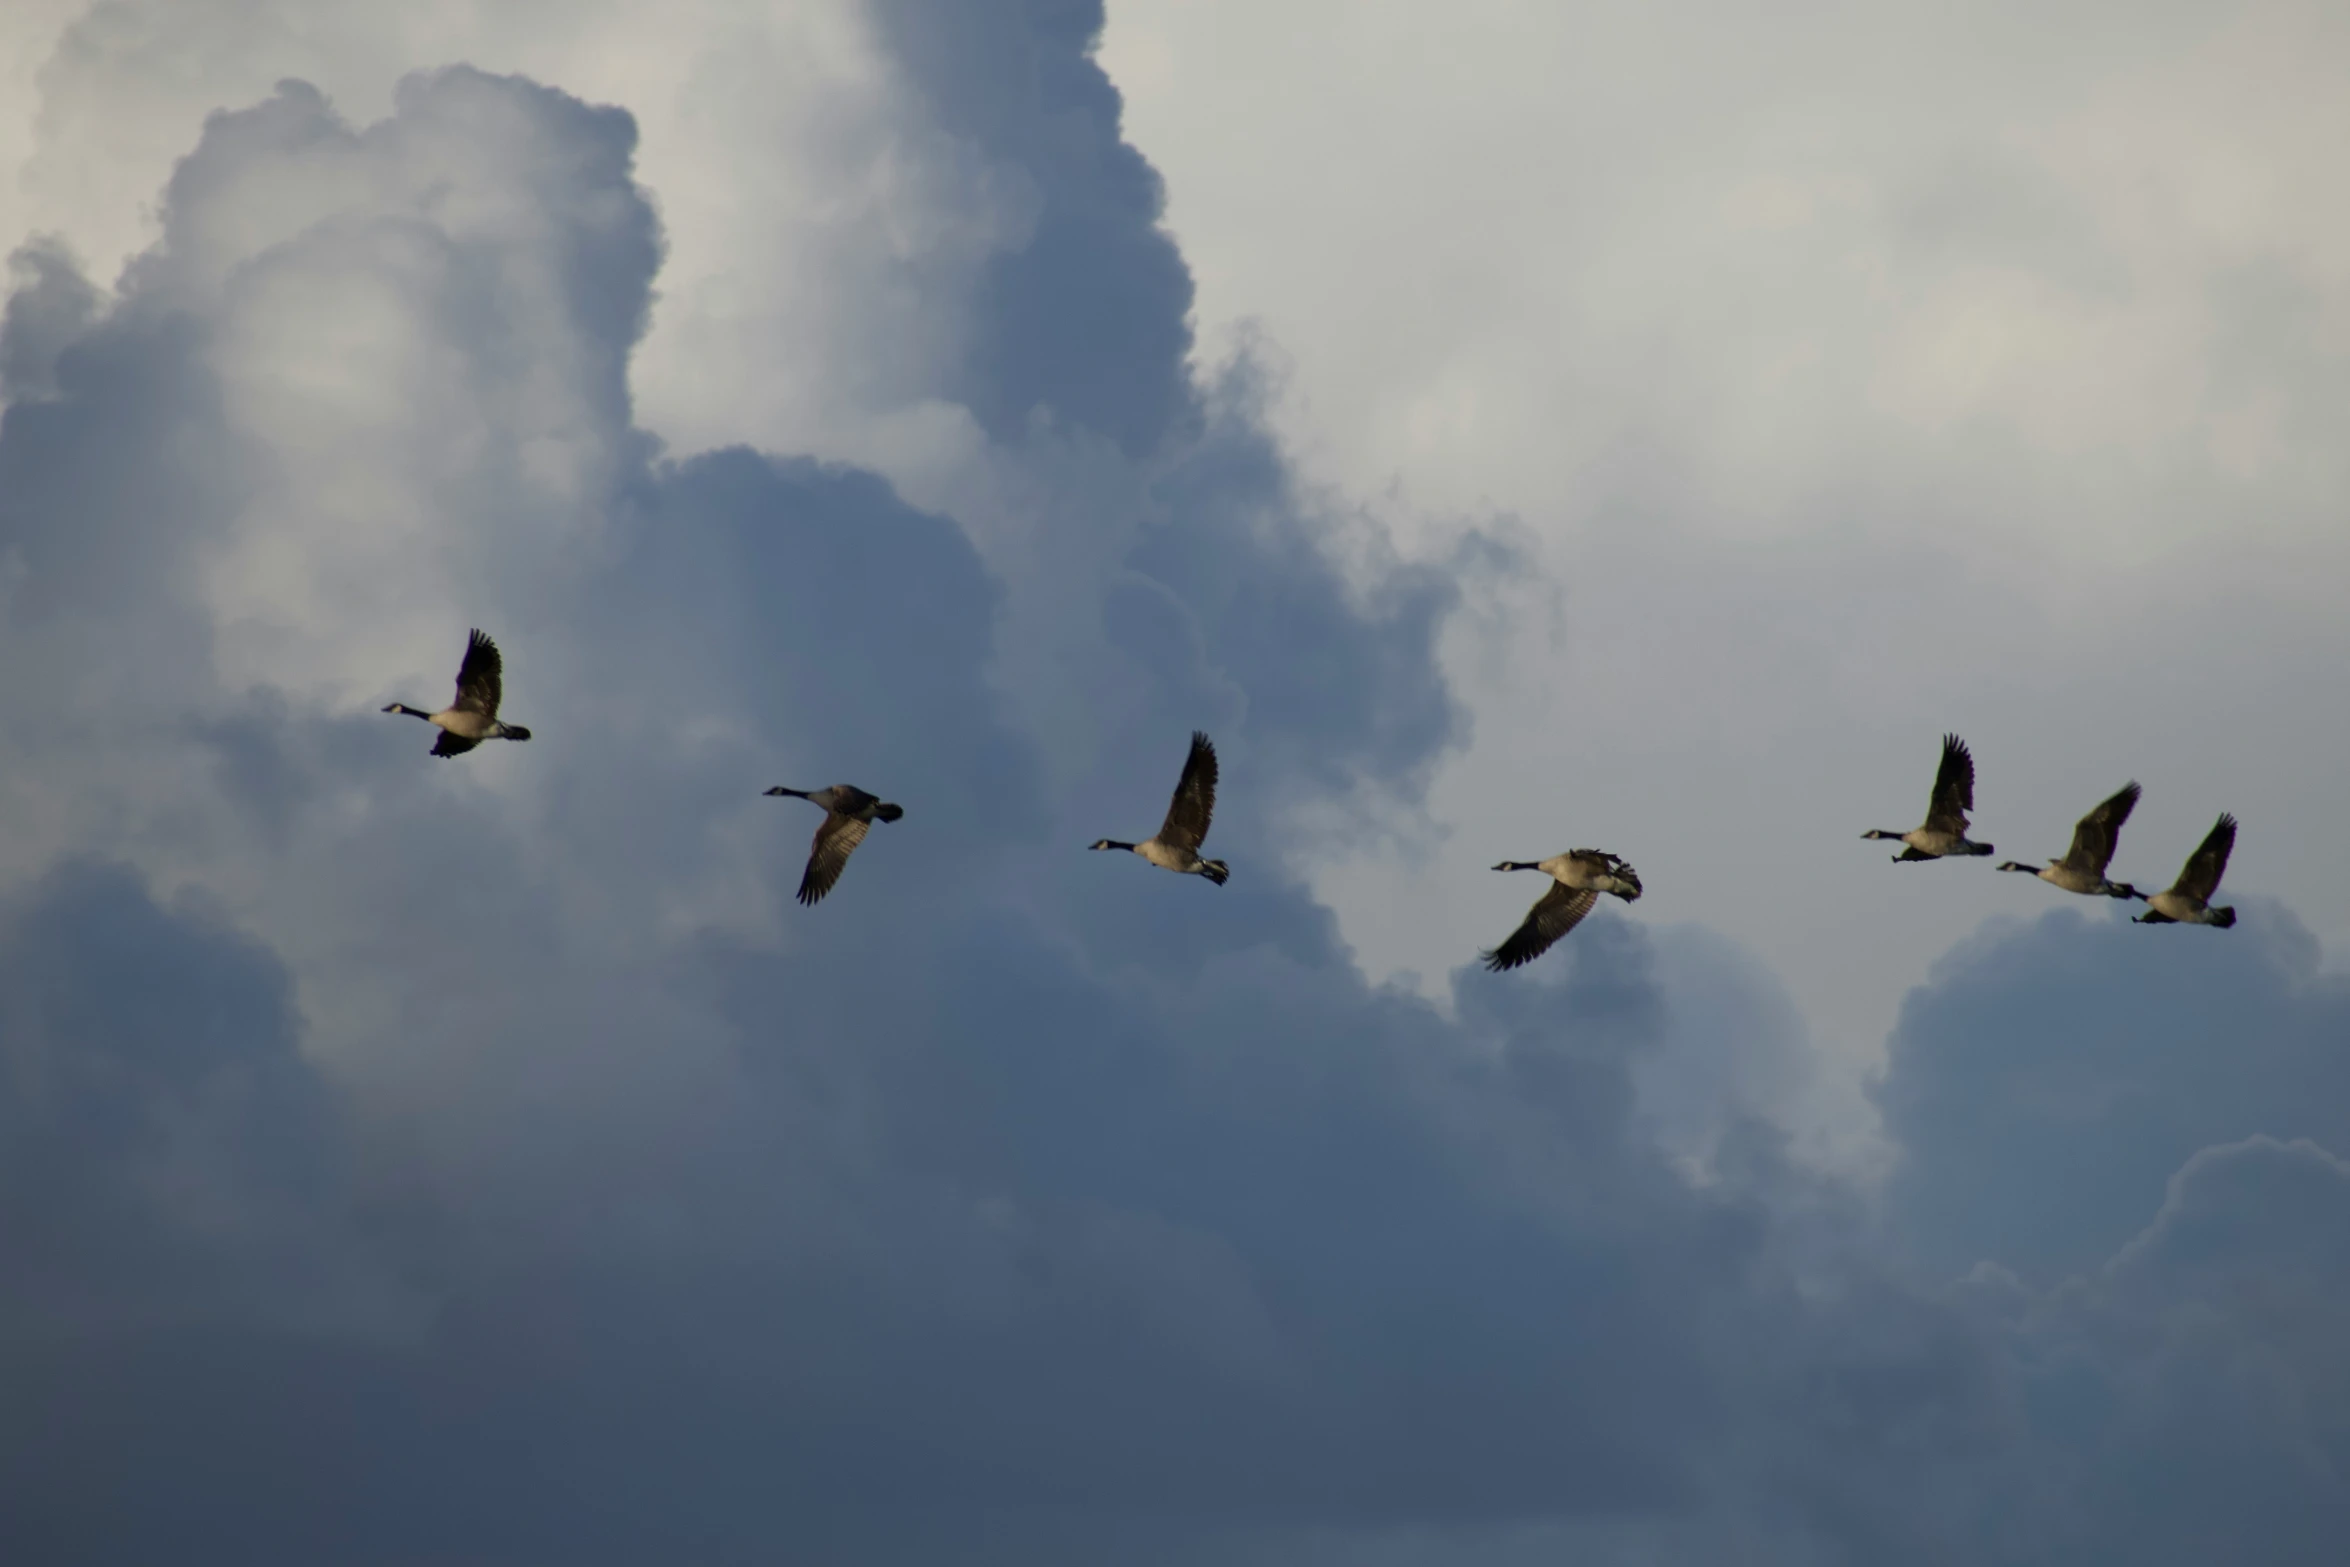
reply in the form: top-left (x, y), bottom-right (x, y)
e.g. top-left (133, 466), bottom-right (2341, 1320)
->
top-left (1090, 731), bottom-right (1229, 885)
top-left (382, 629), bottom-right (533, 757)
top-left (1863, 733), bottom-right (1993, 860)
top-left (1483, 850), bottom-right (1642, 972)
top-left (1996, 781), bottom-right (2145, 899)
top-left (765, 784), bottom-right (903, 906)
top-left (2136, 813), bottom-right (2238, 928)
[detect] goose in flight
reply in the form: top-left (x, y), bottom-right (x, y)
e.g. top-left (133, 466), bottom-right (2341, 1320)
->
top-left (1862, 733), bottom-right (1993, 860)
top-left (764, 785), bottom-right (904, 906)
top-left (382, 629), bottom-right (533, 757)
top-left (1482, 850), bottom-right (1643, 972)
top-left (2135, 813), bottom-right (2239, 928)
top-left (1996, 782), bottom-right (2146, 899)
top-left (1089, 731), bottom-right (1229, 885)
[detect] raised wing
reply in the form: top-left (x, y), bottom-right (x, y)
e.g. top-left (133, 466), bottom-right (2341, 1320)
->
top-left (798, 813), bottom-right (873, 906)
top-left (2173, 812), bottom-right (2237, 903)
top-left (430, 729), bottom-right (480, 759)
top-left (1155, 731), bottom-right (1219, 854)
top-left (1924, 732), bottom-right (1976, 835)
top-left (2061, 781), bottom-right (2140, 874)
top-left (1482, 883), bottom-right (1600, 973)
top-left (452, 628), bottom-right (503, 718)
top-left (1571, 850), bottom-right (1643, 900)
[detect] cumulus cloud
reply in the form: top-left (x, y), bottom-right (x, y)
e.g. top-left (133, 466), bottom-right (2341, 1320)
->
top-left (1879, 899), bottom-right (2350, 1283)
top-left (0, 4), bottom-right (2341, 1564)
top-left (1936, 1135), bottom-right (2350, 1566)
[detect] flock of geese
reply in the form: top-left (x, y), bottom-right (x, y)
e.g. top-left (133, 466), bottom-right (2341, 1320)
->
top-left (385, 635), bottom-right (2244, 974)
top-left (1862, 732), bottom-right (2240, 929)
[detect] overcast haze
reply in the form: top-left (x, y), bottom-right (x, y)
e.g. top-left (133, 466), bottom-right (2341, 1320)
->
top-left (1, 2), bottom-right (2345, 1561)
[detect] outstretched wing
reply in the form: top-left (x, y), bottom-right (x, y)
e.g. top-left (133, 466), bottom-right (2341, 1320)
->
top-left (1155, 731), bottom-right (1219, 854)
top-left (430, 729), bottom-right (479, 759)
top-left (1923, 732), bottom-right (1976, 834)
top-left (2062, 781), bottom-right (2140, 874)
top-left (1482, 883), bottom-right (1600, 973)
top-left (452, 628), bottom-right (503, 718)
top-left (798, 812), bottom-right (873, 906)
top-left (2173, 812), bottom-right (2237, 903)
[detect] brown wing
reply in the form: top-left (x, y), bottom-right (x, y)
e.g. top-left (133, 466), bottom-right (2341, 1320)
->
top-left (798, 812), bottom-right (873, 906)
top-left (2060, 781), bottom-right (2140, 875)
top-left (2172, 812), bottom-right (2237, 903)
top-left (1923, 732), bottom-right (1976, 835)
top-left (1155, 731), bottom-right (1218, 854)
top-left (452, 628), bottom-right (503, 719)
top-left (430, 729), bottom-right (479, 758)
top-left (1482, 883), bottom-right (1600, 973)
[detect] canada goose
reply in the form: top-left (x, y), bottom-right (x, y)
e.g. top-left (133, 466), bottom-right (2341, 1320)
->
top-left (1482, 850), bottom-right (1643, 972)
top-left (1862, 733), bottom-right (1993, 860)
top-left (1995, 782), bottom-right (2146, 899)
top-left (764, 785), bottom-right (904, 906)
top-left (382, 629), bottom-right (533, 757)
top-left (1089, 730), bottom-right (1229, 885)
top-left (2135, 813), bottom-right (2239, 928)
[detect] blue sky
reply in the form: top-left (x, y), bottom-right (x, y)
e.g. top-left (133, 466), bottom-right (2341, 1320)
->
top-left (1, 3), bottom-right (2344, 1561)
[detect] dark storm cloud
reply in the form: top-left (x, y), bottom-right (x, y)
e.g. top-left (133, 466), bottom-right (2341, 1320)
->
top-left (869, 0), bottom-right (1199, 456)
top-left (0, 9), bottom-right (2344, 1566)
top-left (0, 42), bottom-right (1721, 1561)
top-left (1932, 1134), bottom-right (2350, 1567)
top-left (1876, 899), bottom-right (2350, 1283)
top-left (0, 860), bottom-right (343, 1333)
top-left (867, 0), bottom-right (1463, 823)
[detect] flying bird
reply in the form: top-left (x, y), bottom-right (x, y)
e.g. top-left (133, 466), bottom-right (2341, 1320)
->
top-left (765, 784), bottom-right (904, 906)
top-left (1089, 730), bottom-right (1229, 885)
top-left (382, 628), bottom-right (533, 757)
top-left (1995, 782), bottom-right (2146, 899)
top-left (2135, 812), bottom-right (2239, 928)
top-left (1482, 850), bottom-right (1643, 972)
top-left (1862, 733), bottom-right (1994, 861)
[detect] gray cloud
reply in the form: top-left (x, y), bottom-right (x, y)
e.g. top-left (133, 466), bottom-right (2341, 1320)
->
top-left (0, 859), bottom-right (339, 1329)
top-left (1938, 1135), bottom-right (2350, 1566)
top-left (869, 0), bottom-right (1199, 457)
top-left (0, 6), bottom-right (2341, 1564)
top-left (1877, 899), bottom-right (2350, 1284)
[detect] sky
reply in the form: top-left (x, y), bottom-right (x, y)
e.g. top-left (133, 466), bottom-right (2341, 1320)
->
top-left (0, 2), bottom-right (2344, 1562)
top-left (1100, 0), bottom-right (2350, 1067)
